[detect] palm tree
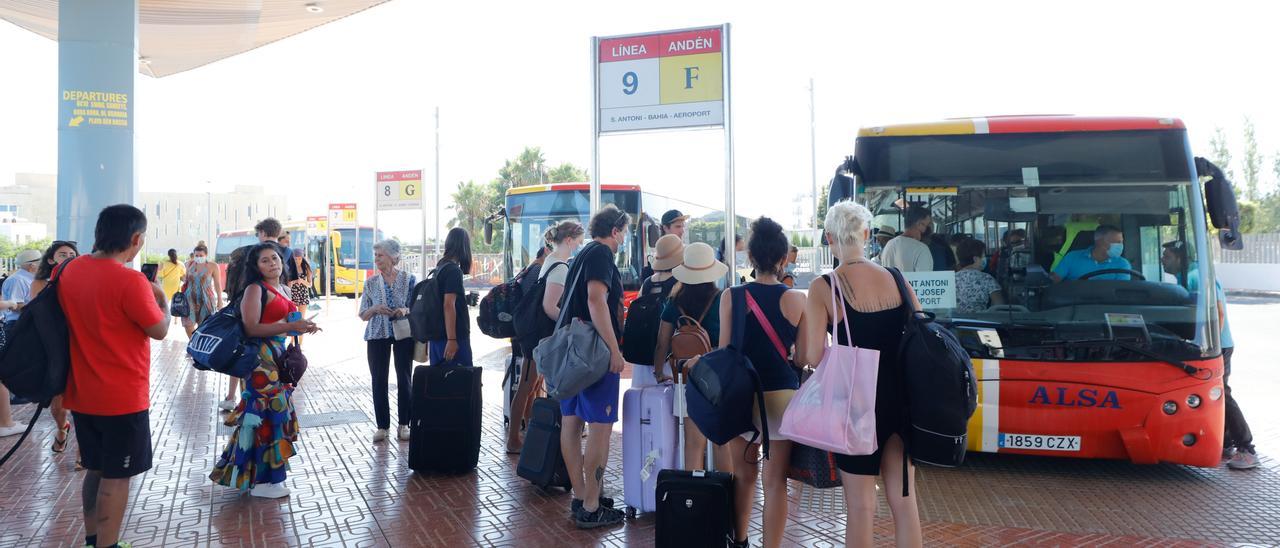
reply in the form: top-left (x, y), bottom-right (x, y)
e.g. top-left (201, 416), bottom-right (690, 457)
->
top-left (448, 180), bottom-right (496, 236)
top-left (547, 163), bottom-right (587, 183)
top-left (497, 146), bottom-right (547, 191)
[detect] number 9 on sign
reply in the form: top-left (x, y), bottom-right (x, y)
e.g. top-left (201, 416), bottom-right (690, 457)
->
top-left (622, 72), bottom-right (638, 95)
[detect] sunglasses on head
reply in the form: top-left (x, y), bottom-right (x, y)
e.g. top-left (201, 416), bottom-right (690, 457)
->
top-left (52, 240), bottom-right (77, 248)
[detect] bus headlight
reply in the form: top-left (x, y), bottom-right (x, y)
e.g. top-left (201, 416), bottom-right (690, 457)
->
top-left (1186, 394), bottom-right (1202, 409)
top-left (1209, 387), bottom-right (1223, 401)
top-left (1162, 401), bottom-right (1178, 415)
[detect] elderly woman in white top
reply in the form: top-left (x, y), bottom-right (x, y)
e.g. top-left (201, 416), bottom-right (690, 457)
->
top-left (359, 239), bottom-right (418, 443)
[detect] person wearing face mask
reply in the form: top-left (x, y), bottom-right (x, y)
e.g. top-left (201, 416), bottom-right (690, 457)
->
top-left (1051, 224), bottom-right (1131, 282)
top-left (879, 204), bottom-right (934, 273)
top-left (987, 229), bottom-right (1027, 277)
top-left (183, 242), bottom-right (223, 338)
top-left (954, 239), bottom-right (1004, 313)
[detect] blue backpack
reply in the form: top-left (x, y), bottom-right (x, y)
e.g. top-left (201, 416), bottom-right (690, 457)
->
top-left (186, 286), bottom-right (268, 378)
top-left (685, 286), bottom-right (771, 459)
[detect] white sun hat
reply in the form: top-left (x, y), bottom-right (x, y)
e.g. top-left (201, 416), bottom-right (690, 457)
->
top-left (672, 242), bottom-right (728, 285)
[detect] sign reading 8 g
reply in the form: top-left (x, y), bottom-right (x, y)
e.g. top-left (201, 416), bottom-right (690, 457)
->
top-left (376, 170), bottom-right (423, 211)
top-left (597, 26), bottom-right (725, 133)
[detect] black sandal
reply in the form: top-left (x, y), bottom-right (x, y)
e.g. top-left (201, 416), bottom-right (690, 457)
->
top-left (51, 421), bottom-right (70, 453)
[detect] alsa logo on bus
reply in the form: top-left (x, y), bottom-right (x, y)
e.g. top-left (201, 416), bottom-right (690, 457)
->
top-left (1028, 386), bottom-right (1122, 409)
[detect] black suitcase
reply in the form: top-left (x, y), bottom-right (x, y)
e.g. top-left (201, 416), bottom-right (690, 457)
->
top-left (409, 365), bottom-right (482, 473)
top-left (516, 397), bottom-right (573, 490)
top-left (655, 469), bottom-right (734, 547)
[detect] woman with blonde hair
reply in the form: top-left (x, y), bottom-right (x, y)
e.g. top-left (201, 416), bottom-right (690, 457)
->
top-left (796, 200), bottom-right (923, 548)
top-left (507, 219), bottom-right (585, 453)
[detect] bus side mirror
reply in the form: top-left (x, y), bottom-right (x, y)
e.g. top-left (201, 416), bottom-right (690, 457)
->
top-left (646, 223), bottom-right (661, 245)
top-left (1195, 157), bottom-right (1243, 251)
top-left (484, 221), bottom-right (494, 246)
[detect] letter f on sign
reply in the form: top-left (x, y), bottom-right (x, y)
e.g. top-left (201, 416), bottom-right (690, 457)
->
top-left (683, 67), bottom-right (700, 89)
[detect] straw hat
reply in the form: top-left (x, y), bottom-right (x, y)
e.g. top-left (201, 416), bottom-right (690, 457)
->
top-left (651, 234), bottom-right (685, 271)
top-left (16, 249), bottom-right (41, 264)
top-left (672, 242), bottom-right (728, 285)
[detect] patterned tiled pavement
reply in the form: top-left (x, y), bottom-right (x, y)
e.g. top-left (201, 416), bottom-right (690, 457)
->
top-left (0, 298), bottom-right (1277, 547)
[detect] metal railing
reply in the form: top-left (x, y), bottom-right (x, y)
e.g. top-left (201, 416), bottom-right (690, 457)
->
top-left (1210, 233), bottom-right (1280, 264)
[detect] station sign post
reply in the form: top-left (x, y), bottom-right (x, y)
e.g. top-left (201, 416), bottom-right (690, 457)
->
top-left (328, 202), bottom-right (358, 304)
top-left (591, 24), bottom-right (733, 286)
top-left (375, 170), bottom-right (426, 278)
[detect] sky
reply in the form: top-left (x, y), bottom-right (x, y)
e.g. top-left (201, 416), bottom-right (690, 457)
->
top-left (2, 0), bottom-right (1279, 245)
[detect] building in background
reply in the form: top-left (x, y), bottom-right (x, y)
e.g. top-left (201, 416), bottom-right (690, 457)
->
top-left (4, 175), bottom-right (288, 256)
top-left (0, 173), bottom-right (58, 236)
top-left (137, 185), bottom-right (288, 257)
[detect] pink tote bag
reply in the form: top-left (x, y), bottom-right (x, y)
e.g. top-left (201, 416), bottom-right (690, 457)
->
top-left (779, 273), bottom-right (879, 456)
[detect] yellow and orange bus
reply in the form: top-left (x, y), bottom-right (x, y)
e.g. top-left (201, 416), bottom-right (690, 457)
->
top-left (216, 221), bottom-right (383, 297)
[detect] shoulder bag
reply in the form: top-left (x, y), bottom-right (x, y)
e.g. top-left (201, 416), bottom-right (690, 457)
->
top-left (779, 272), bottom-right (880, 456)
top-left (532, 243), bottom-right (612, 401)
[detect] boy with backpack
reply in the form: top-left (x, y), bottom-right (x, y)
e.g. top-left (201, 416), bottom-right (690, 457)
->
top-left (60, 205), bottom-right (170, 548)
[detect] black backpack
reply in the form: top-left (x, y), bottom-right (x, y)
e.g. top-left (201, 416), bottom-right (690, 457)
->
top-left (409, 263), bottom-right (454, 343)
top-left (511, 261), bottom-right (569, 353)
top-left (620, 276), bottom-right (673, 365)
top-left (478, 263), bottom-right (537, 339)
top-left (888, 268), bottom-right (977, 476)
top-left (0, 258), bottom-right (75, 467)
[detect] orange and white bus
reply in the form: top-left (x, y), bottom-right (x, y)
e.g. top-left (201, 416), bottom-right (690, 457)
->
top-left (851, 115), bottom-right (1240, 467)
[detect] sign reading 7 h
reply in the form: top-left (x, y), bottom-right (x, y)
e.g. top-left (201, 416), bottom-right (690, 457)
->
top-left (597, 26), bottom-right (726, 133)
top-left (376, 170), bottom-right (423, 211)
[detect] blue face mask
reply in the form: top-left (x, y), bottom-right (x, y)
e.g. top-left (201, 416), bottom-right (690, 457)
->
top-left (1107, 242), bottom-right (1124, 259)
top-left (785, 263), bottom-right (797, 274)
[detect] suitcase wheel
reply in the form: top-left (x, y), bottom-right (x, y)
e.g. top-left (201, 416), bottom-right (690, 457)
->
top-left (625, 506), bottom-right (636, 520)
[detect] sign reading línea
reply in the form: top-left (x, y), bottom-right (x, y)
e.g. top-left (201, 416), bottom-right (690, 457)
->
top-left (597, 27), bottom-right (725, 133)
top-left (376, 170), bottom-right (423, 211)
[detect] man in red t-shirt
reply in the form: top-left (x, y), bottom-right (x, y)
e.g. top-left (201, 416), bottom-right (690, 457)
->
top-left (59, 204), bottom-right (169, 548)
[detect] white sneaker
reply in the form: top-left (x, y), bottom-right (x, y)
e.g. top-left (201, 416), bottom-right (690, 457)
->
top-left (250, 482), bottom-right (291, 499)
top-left (372, 428), bottom-right (388, 442)
top-left (0, 423), bottom-right (28, 438)
top-left (398, 425), bottom-right (411, 441)
top-left (218, 399), bottom-right (236, 412)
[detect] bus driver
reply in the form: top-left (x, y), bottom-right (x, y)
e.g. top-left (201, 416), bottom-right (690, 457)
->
top-left (1051, 225), bottom-right (1132, 282)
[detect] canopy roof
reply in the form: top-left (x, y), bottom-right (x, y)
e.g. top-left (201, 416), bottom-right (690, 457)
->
top-left (0, 0), bottom-right (390, 78)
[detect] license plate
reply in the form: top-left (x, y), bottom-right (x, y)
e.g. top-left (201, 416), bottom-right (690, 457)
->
top-left (998, 433), bottom-right (1081, 452)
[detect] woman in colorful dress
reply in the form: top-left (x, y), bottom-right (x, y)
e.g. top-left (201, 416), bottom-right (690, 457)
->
top-left (210, 243), bottom-right (318, 499)
top-left (182, 241), bottom-right (222, 338)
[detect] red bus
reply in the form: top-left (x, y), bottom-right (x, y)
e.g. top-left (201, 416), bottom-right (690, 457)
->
top-left (852, 115), bottom-right (1239, 467)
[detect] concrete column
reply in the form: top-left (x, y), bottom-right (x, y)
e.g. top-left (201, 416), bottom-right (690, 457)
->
top-left (57, 0), bottom-right (138, 248)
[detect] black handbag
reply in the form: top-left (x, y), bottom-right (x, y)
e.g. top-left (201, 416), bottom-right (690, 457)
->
top-left (787, 443), bottom-right (842, 488)
top-left (278, 337), bottom-right (308, 385)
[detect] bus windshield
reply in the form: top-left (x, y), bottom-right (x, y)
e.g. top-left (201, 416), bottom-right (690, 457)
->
top-left (336, 228), bottom-right (382, 269)
top-left (506, 189), bottom-right (641, 287)
top-left (858, 129), bottom-right (1218, 363)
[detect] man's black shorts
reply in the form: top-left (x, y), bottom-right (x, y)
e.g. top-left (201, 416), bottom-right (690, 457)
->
top-left (72, 410), bottom-right (153, 479)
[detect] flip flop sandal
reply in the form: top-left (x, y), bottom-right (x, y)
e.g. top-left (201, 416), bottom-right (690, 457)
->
top-left (51, 421), bottom-right (71, 453)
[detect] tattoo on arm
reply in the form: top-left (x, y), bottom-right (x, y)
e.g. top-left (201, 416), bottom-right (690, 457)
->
top-left (594, 466), bottom-right (605, 483)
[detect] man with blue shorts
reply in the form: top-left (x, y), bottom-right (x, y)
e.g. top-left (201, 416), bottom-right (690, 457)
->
top-left (558, 205), bottom-right (629, 529)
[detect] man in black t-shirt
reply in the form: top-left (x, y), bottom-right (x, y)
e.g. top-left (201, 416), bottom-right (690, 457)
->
top-left (558, 205), bottom-right (629, 529)
top-left (225, 218), bottom-right (296, 300)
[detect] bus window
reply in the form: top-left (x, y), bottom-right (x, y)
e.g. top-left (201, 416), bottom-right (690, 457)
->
top-left (863, 182), bottom-right (1206, 361)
